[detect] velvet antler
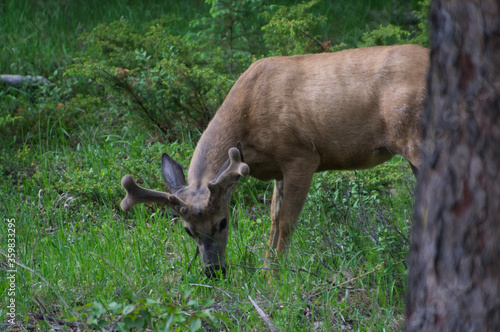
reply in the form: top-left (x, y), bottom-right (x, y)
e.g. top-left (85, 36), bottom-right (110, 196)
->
top-left (207, 147), bottom-right (250, 205)
top-left (120, 174), bottom-right (189, 214)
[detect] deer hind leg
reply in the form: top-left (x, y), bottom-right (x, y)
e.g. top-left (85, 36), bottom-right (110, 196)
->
top-left (266, 180), bottom-right (284, 265)
top-left (269, 180), bottom-right (284, 250)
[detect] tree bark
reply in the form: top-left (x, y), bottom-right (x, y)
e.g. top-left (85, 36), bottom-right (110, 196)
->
top-left (406, 0), bottom-right (500, 331)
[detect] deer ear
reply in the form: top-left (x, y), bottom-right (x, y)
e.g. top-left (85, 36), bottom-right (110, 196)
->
top-left (161, 153), bottom-right (186, 194)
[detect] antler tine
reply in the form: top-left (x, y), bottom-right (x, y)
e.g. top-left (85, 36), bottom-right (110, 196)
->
top-left (120, 174), bottom-right (189, 214)
top-left (208, 148), bottom-right (250, 198)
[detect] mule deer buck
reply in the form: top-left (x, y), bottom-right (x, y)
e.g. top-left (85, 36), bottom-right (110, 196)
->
top-left (121, 44), bottom-right (429, 278)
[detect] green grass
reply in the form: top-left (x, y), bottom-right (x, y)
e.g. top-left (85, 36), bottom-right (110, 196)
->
top-left (0, 0), bottom-right (208, 75)
top-left (1, 114), bottom-right (416, 330)
top-left (0, 0), bottom-right (423, 330)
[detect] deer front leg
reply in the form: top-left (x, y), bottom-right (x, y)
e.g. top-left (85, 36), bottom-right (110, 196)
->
top-left (266, 157), bottom-right (318, 262)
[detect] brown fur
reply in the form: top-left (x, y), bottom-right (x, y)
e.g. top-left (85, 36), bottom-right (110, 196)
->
top-left (121, 45), bottom-right (429, 277)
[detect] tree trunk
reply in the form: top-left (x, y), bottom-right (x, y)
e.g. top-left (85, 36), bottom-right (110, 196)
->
top-left (406, 0), bottom-right (500, 331)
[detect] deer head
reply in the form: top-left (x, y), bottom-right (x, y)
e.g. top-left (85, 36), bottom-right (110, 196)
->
top-left (121, 145), bottom-right (249, 278)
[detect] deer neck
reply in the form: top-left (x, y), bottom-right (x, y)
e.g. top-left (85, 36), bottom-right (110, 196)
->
top-left (187, 111), bottom-right (242, 188)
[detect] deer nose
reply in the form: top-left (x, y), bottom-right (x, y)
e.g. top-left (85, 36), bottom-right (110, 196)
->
top-left (204, 265), bottom-right (227, 279)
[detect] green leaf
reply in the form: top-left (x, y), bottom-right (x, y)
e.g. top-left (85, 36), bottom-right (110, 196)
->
top-left (122, 304), bottom-right (136, 316)
top-left (132, 317), bottom-right (146, 329)
top-left (116, 321), bottom-right (129, 332)
top-left (188, 299), bottom-right (199, 308)
top-left (213, 312), bottom-right (230, 323)
top-left (107, 301), bottom-right (122, 313)
top-left (140, 308), bottom-right (152, 323)
top-left (183, 288), bottom-right (193, 299)
top-left (199, 298), bottom-right (215, 307)
top-left (162, 313), bottom-right (175, 332)
top-left (146, 298), bottom-right (158, 305)
top-left (188, 318), bottom-right (202, 331)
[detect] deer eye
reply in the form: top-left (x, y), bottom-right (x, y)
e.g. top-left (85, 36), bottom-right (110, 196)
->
top-left (219, 218), bottom-right (227, 231)
top-left (184, 227), bottom-right (194, 238)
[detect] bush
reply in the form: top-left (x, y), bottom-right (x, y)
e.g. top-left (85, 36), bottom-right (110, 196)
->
top-left (359, 0), bottom-right (430, 47)
top-left (61, 0), bottom-right (329, 140)
top-left (81, 290), bottom-right (222, 331)
top-left (261, 0), bottom-right (326, 55)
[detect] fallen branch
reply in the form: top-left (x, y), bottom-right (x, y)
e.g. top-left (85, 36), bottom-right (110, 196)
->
top-left (248, 295), bottom-right (279, 332)
top-left (0, 74), bottom-right (51, 86)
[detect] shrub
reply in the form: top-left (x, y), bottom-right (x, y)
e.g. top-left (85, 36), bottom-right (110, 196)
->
top-left (359, 0), bottom-right (430, 47)
top-left (261, 0), bottom-right (327, 56)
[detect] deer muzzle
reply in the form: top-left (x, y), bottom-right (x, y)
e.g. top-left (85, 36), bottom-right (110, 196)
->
top-left (198, 240), bottom-right (226, 279)
top-left (204, 264), bottom-right (227, 279)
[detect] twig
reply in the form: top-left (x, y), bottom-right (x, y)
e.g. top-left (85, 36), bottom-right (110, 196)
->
top-left (248, 295), bottom-right (279, 332)
top-left (319, 258), bottom-right (336, 272)
top-left (108, 313), bottom-right (124, 332)
top-left (34, 296), bottom-right (49, 314)
top-left (299, 29), bottom-right (328, 52)
top-left (188, 283), bottom-right (233, 300)
top-left (338, 310), bottom-right (348, 328)
top-left (34, 297), bottom-right (56, 331)
top-left (256, 288), bottom-right (272, 306)
top-left (32, 313), bottom-right (79, 330)
top-left (0, 250), bottom-right (82, 332)
top-left (288, 266), bottom-right (322, 279)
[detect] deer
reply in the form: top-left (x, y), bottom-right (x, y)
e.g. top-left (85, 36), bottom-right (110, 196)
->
top-left (120, 44), bottom-right (429, 278)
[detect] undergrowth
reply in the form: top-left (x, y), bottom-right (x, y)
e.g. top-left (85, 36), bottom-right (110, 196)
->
top-left (1, 0), bottom-right (428, 330)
